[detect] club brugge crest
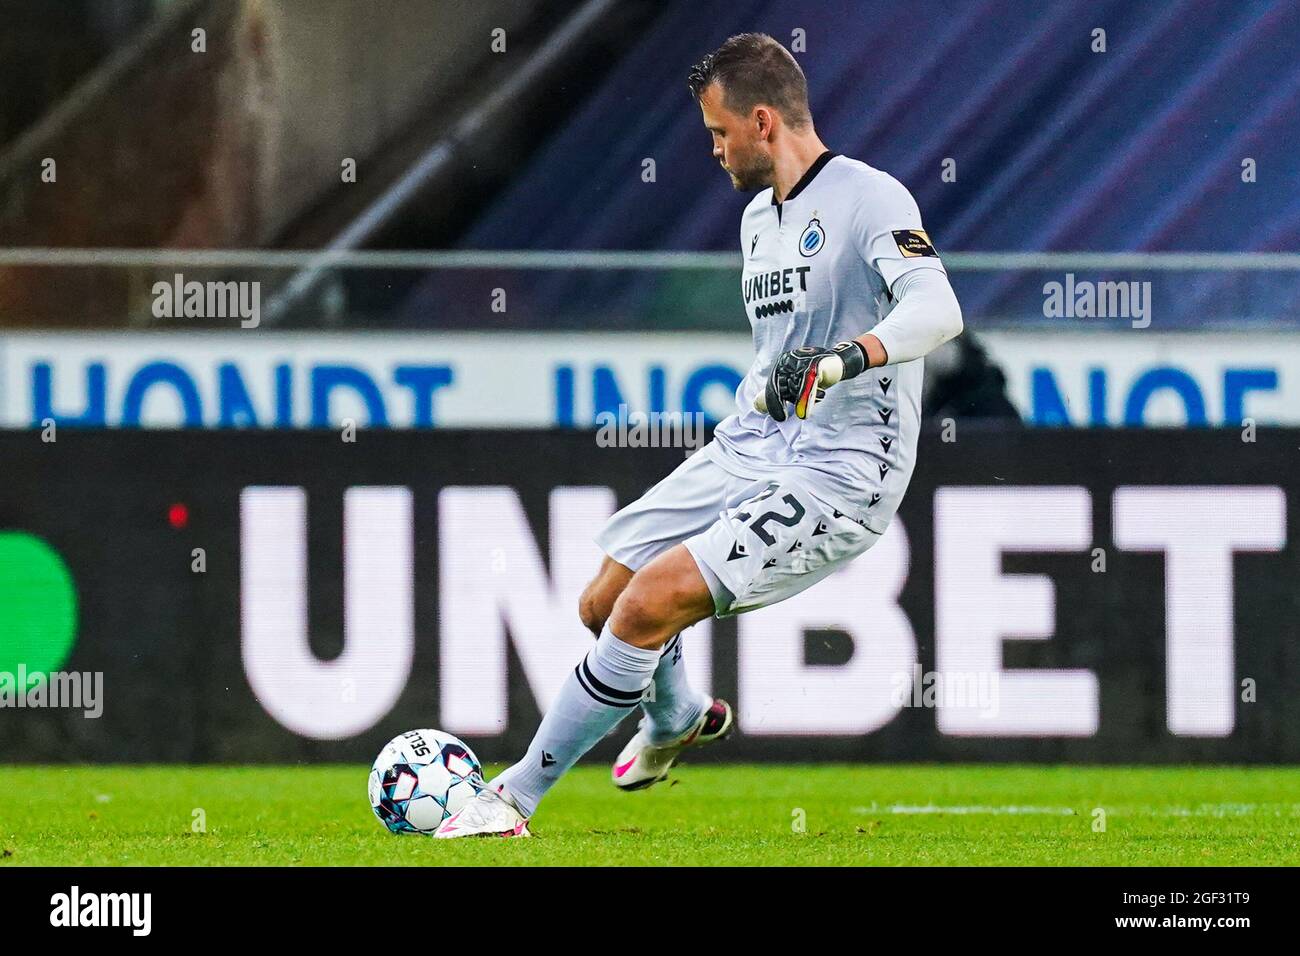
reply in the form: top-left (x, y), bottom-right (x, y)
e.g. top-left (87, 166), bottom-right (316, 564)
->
top-left (799, 217), bottom-right (825, 257)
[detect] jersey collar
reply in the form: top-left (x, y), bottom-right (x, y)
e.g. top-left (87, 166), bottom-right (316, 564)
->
top-left (771, 150), bottom-right (837, 207)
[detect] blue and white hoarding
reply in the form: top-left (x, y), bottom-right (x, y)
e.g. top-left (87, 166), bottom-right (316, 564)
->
top-left (0, 330), bottom-right (1290, 429)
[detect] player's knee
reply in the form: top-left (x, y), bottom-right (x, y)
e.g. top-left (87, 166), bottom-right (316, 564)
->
top-left (609, 546), bottom-right (713, 648)
top-left (578, 559), bottom-right (633, 638)
top-left (577, 587), bottom-right (607, 638)
top-left (608, 583), bottom-right (671, 649)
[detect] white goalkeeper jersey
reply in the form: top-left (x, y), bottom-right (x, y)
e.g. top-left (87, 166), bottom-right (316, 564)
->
top-left (708, 152), bottom-right (948, 533)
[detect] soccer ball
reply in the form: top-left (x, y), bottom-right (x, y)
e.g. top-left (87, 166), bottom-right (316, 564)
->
top-left (368, 729), bottom-right (484, 834)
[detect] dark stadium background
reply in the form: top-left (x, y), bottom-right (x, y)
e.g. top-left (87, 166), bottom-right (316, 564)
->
top-left (0, 0), bottom-right (1297, 769)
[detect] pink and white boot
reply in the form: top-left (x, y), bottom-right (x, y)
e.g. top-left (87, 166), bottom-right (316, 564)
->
top-left (611, 698), bottom-right (734, 791)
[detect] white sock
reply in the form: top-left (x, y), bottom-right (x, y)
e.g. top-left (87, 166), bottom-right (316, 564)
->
top-left (641, 632), bottom-right (710, 744)
top-left (492, 623), bottom-right (660, 817)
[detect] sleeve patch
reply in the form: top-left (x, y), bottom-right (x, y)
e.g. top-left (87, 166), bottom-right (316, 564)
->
top-left (892, 229), bottom-right (938, 258)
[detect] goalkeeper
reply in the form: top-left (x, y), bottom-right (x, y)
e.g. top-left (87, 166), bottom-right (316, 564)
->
top-left (437, 32), bottom-right (962, 838)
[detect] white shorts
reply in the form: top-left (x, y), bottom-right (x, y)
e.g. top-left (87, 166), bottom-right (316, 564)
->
top-left (594, 444), bottom-right (881, 617)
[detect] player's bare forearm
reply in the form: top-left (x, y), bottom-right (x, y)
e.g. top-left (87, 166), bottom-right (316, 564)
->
top-left (854, 333), bottom-right (889, 368)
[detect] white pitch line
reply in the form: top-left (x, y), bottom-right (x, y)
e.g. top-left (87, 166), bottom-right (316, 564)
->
top-left (850, 802), bottom-right (1300, 817)
top-left (852, 804), bottom-right (1076, 816)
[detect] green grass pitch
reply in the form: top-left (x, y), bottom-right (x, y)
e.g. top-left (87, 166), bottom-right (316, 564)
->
top-left (2, 765), bottom-right (1297, 866)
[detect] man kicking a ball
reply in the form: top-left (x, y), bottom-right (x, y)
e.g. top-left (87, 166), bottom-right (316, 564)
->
top-left (437, 32), bottom-right (962, 838)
